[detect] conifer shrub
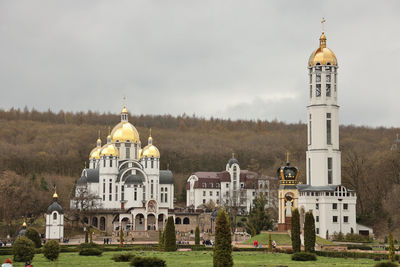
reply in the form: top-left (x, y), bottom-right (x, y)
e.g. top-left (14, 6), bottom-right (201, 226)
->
top-left (213, 209), bottom-right (233, 267)
top-left (13, 237), bottom-right (35, 262)
top-left (374, 262), bottom-right (398, 267)
top-left (291, 208), bottom-right (301, 253)
top-left (389, 232), bottom-right (395, 261)
top-left (112, 253), bottom-right (136, 262)
top-left (78, 242), bottom-right (103, 256)
top-left (164, 216), bottom-right (176, 251)
top-left (43, 240), bottom-right (61, 261)
top-left (25, 228), bottom-right (42, 248)
top-left (158, 230), bottom-right (164, 250)
top-left (130, 256), bottom-right (166, 267)
top-left (291, 252), bottom-right (317, 261)
top-left (195, 226), bottom-right (200, 245)
top-left (304, 211), bottom-right (316, 253)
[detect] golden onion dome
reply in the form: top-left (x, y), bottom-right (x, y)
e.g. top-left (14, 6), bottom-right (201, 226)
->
top-left (308, 32), bottom-right (338, 67)
top-left (100, 135), bottom-right (119, 157)
top-left (141, 133), bottom-right (160, 158)
top-left (22, 222), bottom-right (27, 227)
top-left (89, 146), bottom-right (102, 160)
top-left (111, 122), bottom-right (140, 143)
top-left (121, 107), bottom-right (128, 114)
top-left (53, 192), bottom-right (58, 199)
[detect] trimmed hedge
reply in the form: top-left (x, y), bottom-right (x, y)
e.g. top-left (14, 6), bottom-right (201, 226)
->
top-left (291, 252), bottom-right (317, 261)
top-left (79, 248), bottom-right (103, 256)
top-left (43, 240), bottom-right (60, 261)
top-left (112, 253), bottom-right (136, 262)
top-left (130, 256), bottom-right (166, 267)
top-left (13, 237), bottom-right (35, 262)
top-left (316, 250), bottom-right (391, 260)
top-left (374, 262), bottom-right (398, 267)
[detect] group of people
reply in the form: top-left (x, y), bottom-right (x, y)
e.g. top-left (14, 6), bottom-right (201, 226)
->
top-left (2, 258), bottom-right (33, 267)
top-left (253, 239), bottom-right (277, 249)
top-left (103, 238), bottom-right (111, 244)
top-left (0, 240), bottom-right (11, 247)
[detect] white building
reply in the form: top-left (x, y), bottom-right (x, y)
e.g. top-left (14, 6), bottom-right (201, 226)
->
top-left (45, 190), bottom-right (64, 241)
top-left (297, 26), bottom-right (359, 238)
top-left (71, 103), bottom-right (174, 234)
top-left (186, 156), bottom-right (272, 214)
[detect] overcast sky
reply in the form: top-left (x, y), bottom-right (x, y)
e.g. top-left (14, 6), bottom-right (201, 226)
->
top-left (0, 1), bottom-right (399, 127)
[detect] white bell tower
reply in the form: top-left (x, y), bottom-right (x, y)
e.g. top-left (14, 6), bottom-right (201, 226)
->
top-left (306, 18), bottom-right (341, 187)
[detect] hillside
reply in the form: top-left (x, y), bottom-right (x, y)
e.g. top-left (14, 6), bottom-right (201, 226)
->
top-left (0, 108), bottom-right (398, 237)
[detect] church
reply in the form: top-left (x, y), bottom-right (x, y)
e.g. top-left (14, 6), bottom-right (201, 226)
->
top-left (70, 103), bottom-right (174, 235)
top-left (278, 21), bottom-right (372, 238)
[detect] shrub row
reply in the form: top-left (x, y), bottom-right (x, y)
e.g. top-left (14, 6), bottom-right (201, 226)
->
top-left (316, 250), bottom-right (395, 260)
top-left (130, 256), bottom-right (166, 267)
top-left (347, 244), bottom-right (373, 250)
top-left (291, 252), bottom-right (317, 261)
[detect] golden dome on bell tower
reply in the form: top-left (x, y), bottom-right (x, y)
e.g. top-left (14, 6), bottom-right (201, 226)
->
top-left (308, 18), bottom-right (338, 67)
top-left (111, 97), bottom-right (141, 143)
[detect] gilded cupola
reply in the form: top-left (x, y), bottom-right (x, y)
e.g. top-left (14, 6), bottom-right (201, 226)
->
top-left (110, 99), bottom-right (140, 143)
top-left (100, 134), bottom-right (119, 157)
top-left (308, 18), bottom-right (338, 67)
top-left (141, 129), bottom-right (160, 158)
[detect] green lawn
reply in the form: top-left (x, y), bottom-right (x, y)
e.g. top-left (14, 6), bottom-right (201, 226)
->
top-left (243, 233), bottom-right (334, 246)
top-left (0, 251), bottom-right (381, 267)
top-left (0, 251), bottom-right (380, 267)
top-left (243, 233), bottom-right (292, 245)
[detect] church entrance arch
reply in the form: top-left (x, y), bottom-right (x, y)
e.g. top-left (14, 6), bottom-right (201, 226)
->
top-left (147, 214), bottom-right (156, 230)
top-left (121, 217), bottom-right (131, 231)
top-left (135, 214), bottom-right (145, 231)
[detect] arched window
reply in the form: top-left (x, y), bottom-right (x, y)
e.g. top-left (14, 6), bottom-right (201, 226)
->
top-left (183, 217), bottom-right (190, 224)
top-left (175, 217), bottom-right (181, 224)
top-left (53, 213), bottom-right (57, 220)
top-left (100, 217), bottom-right (106, 231)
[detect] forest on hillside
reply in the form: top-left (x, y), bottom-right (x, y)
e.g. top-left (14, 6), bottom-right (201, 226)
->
top-left (0, 107), bottom-right (399, 237)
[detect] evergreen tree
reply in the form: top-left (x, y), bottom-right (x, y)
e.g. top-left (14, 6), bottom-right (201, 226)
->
top-left (25, 228), bottom-right (41, 248)
top-left (43, 240), bottom-right (60, 261)
top-left (245, 193), bottom-right (273, 236)
top-left (213, 209), bottom-right (233, 267)
top-left (164, 216), bottom-right (176, 251)
top-left (195, 226), bottom-right (200, 245)
top-left (291, 208), bottom-right (301, 253)
top-left (388, 232), bottom-right (395, 261)
top-left (326, 230), bottom-right (329, 240)
top-left (304, 211), bottom-right (316, 253)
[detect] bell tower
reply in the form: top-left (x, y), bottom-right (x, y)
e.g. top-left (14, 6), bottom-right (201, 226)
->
top-left (306, 18), bottom-right (341, 186)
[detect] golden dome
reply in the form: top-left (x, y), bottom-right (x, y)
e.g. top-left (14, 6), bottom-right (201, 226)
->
top-left (111, 122), bottom-right (140, 143)
top-left (308, 33), bottom-right (338, 67)
top-left (100, 135), bottom-right (119, 157)
top-left (22, 222), bottom-right (27, 227)
top-left (141, 134), bottom-right (160, 158)
top-left (142, 144), bottom-right (160, 158)
top-left (121, 107), bottom-right (128, 114)
top-left (89, 146), bottom-right (102, 159)
top-left (53, 192), bottom-right (58, 198)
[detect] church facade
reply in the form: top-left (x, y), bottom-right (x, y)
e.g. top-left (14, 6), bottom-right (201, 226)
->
top-left (70, 104), bottom-right (174, 234)
top-left (297, 26), bottom-right (358, 238)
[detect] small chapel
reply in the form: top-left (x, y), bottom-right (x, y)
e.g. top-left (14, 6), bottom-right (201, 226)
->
top-left (45, 189), bottom-right (64, 241)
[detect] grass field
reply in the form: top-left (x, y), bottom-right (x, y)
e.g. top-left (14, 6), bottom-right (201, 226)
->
top-left (0, 251), bottom-right (380, 267)
top-left (243, 233), bottom-right (334, 246)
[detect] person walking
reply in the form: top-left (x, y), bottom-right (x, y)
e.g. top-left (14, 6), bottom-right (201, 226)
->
top-left (25, 261), bottom-right (33, 267)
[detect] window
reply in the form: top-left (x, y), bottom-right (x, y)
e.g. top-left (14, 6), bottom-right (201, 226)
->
top-left (203, 199), bottom-right (206, 204)
top-left (328, 158), bottom-right (333, 184)
top-left (226, 183), bottom-right (229, 188)
top-left (343, 203), bottom-right (348, 210)
top-left (109, 179), bottom-right (112, 194)
top-left (316, 216), bottom-right (319, 222)
top-left (333, 216), bottom-right (338, 223)
top-left (327, 113), bottom-right (332, 145)
top-left (134, 188), bottom-right (137, 201)
top-left (210, 191), bottom-right (213, 196)
top-left (332, 203), bottom-right (337, 209)
top-left (53, 213), bottom-right (57, 220)
top-left (103, 159), bottom-right (106, 167)
top-left (126, 147), bottom-right (130, 159)
top-left (202, 183), bottom-right (206, 188)
top-left (151, 158), bottom-right (154, 168)
top-left (216, 191), bottom-right (219, 196)
top-left (326, 84), bottom-right (331, 97)
top-left (165, 187), bottom-right (167, 192)
top-left (344, 216), bottom-right (349, 223)
top-left (145, 158), bottom-right (147, 168)
top-left (316, 203), bottom-right (319, 210)
top-left (310, 85), bottom-right (312, 98)
top-left (121, 185), bottom-right (124, 201)
top-left (216, 183), bottom-right (220, 188)
top-left (241, 183), bottom-right (244, 189)
top-left (165, 193), bottom-right (168, 202)
top-left (151, 180), bottom-right (154, 198)
top-left (252, 191), bottom-right (255, 196)
top-left (316, 72), bottom-right (321, 82)
top-left (309, 74), bottom-right (312, 84)
top-left (161, 187), bottom-right (164, 192)
top-left (115, 185), bottom-right (118, 201)
top-left (210, 183), bottom-right (213, 188)
top-left (316, 228), bottom-right (320, 234)
top-left (203, 191), bottom-right (206, 196)
top-left (316, 84), bottom-right (321, 97)
top-left (110, 157), bottom-right (113, 167)
top-left (326, 74), bottom-right (331, 82)
top-left (143, 185), bottom-right (146, 201)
